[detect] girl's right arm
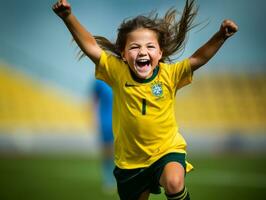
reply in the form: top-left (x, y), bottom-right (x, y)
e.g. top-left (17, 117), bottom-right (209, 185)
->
top-left (52, 0), bottom-right (102, 64)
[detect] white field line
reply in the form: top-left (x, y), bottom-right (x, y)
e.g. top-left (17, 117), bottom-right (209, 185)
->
top-left (189, 169), bottom-right (266, 188)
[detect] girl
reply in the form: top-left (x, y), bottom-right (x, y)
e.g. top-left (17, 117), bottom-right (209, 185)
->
top-left (52, 0), bottom-right (238, 199)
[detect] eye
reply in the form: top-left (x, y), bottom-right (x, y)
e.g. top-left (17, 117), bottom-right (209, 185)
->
top-left (147, 45), bottom-right (155, 49)
top-left (129, 46), bottom-right (139, 50)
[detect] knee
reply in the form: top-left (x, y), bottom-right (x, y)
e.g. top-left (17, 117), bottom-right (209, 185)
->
top-left (163, 175), bottom-right (184, 195)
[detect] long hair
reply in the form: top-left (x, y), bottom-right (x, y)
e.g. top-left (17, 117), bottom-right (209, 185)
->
top-left (81, 0), bottom-right (197, 62)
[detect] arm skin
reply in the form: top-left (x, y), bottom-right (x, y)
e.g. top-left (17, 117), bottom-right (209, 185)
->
top-left (189, 19), bottom-right (238, 72)
top-left (52, 0), bottom-right (102, 64)
top-left (53, 1), bottom-right (238, 71)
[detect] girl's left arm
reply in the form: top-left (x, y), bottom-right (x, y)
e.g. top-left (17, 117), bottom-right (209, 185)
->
top-left (189, 19), bottom-right (238, 72)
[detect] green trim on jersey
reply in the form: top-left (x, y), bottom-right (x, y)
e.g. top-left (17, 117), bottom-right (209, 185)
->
top-left (129, 66), bottom-right (159, 83)
top-left (95, 51), bottom-right (193, 171)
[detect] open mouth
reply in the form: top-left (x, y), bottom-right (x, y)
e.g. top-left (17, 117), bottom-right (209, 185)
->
top-left (133, 59), bottom-right (152, 78)
top-left (136, 59), bottom-right (151, 69)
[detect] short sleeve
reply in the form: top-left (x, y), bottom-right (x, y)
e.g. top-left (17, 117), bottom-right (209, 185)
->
top-left (95, 51), bottom-right (112, 86)
top-left (95, 51), bottom-right (127, 87)
top-left (172, 58), bottom-right (193, 90)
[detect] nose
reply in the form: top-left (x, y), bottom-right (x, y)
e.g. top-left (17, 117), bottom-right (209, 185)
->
top-left (139, 47), bottom-right (147, 56)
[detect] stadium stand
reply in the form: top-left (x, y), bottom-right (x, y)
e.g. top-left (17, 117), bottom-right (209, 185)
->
top-left (0, 64), bottom-right (93, 135)
top-left (0, 63), bottom-right (265, 136)
top-left (175, 72), bottom-right (266, 133)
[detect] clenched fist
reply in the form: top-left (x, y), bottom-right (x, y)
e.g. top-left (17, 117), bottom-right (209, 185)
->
top-left (52, 0), bottom-right (71, 19)
top-left (220, 19), bottom-right (238, 39)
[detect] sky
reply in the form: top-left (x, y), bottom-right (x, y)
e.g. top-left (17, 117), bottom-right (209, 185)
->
top-left (0, 0), bottom-right (265, 99)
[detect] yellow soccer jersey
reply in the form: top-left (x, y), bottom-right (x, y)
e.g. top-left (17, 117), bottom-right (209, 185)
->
top-left (96, 51), bottom-right (193, 170)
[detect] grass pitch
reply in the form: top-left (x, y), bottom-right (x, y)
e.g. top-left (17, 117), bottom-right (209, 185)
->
top-left (0, 153), bottom-right (265, 200)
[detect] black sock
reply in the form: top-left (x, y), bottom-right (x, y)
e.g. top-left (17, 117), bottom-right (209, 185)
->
top-left (165, 187), bottom-right (190, 200)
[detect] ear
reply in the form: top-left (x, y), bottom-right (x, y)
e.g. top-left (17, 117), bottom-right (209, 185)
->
top-left (121, 52), bottom-right (127, 62)
top-left (159, 49), bottom-right (163, 60)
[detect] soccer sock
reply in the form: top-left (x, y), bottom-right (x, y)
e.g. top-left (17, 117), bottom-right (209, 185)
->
top-left (165, 187), bottom-right (190, 200)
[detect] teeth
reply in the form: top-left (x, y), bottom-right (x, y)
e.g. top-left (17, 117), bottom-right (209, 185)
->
top-left (137, 59), bottom-right (149, 62)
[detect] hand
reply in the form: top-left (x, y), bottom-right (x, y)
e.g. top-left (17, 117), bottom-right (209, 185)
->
top-left (219, 19), bottom-right (238, 39)
top-left (52, 0), bottom-right (71, 19)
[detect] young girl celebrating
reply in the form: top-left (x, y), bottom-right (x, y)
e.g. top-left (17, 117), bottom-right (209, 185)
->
top-left (52, 0), bottom-right (238, 199)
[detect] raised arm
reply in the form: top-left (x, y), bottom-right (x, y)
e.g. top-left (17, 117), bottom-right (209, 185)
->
top-left (52, 0), bottom-right (102, 64)
top-left (189, 19), bottom-right (238, 72)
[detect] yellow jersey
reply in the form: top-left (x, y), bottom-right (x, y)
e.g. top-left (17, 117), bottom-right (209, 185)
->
top-left (96, 51), bottom-right (193, 171)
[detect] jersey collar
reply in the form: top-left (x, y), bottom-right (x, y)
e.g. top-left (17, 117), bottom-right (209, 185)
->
top-left (129, 66), bottom-right (159, 83)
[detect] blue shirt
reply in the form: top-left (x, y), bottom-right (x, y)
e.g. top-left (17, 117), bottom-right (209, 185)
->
top-left (94, 79), bottom-right (113, 142)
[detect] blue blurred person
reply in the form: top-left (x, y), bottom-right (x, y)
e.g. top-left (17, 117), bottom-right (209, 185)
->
top-left (93, 79), bottom-right (116, 193)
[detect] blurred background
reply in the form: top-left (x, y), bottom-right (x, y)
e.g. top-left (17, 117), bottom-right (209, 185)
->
top-left (0, 0), bottom-right (265, 200)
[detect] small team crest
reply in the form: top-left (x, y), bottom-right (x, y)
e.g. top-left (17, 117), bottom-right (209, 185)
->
top-left (151, 81), bottom-right (163, 97)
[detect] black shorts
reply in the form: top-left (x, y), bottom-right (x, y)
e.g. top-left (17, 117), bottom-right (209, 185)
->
top-left (113, 153), bottom-right (187, 200)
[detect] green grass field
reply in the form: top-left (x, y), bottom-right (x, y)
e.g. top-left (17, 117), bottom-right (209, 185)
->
top-left (0, 153), bottom-right (265, 200)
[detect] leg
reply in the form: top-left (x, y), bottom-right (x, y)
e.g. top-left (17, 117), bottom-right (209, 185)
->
top-left (102, 142), bottom-right (116, 192)
top-left (159, 162), bottom-right (184, 194)
top-left (138, 190), bottom-right (150, 200)
top-left (159, 162), bottom-right (190, 199)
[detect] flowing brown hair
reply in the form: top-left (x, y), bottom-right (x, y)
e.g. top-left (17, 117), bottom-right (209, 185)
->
top-left (79, 0), bottom-right (197, 62)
